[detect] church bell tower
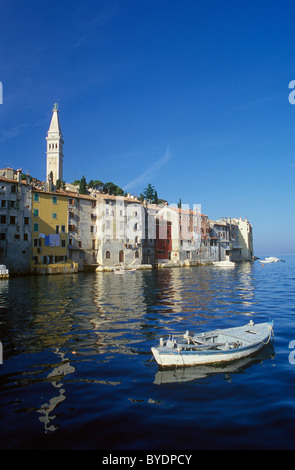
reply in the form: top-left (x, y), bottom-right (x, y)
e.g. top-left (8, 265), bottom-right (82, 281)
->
top-left (46, 103), bottom-right (64, 185)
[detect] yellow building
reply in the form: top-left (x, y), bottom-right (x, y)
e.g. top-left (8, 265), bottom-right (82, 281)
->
top-left (31, 189), bottom-right (78, 273)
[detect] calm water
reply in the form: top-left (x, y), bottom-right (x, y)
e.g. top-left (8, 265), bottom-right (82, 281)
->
top-left (0, 256), bottom-right (295, 450)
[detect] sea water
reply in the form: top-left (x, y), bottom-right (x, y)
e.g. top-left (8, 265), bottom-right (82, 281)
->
top-left (0, 255), bottom-right (295, 450)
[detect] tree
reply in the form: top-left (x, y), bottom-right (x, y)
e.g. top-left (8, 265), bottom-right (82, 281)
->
top-left (79, 176), bottom-right (87, 194)
top-left (141, 183), bottom-right (156, 201)
top-left (56, 179), bottom-right (61, 190)
top-left (93, 180), bottom-right (104, 191)
top-left (103, 182), bottom-right (124, 196)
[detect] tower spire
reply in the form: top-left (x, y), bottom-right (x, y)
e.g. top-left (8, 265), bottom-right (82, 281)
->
top-left (46, 103), bottom-right (64, 185)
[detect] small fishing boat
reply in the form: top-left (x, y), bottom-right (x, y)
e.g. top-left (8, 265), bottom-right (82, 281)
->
top-left (213, 260), bottom-right (236, 267)
top-left (151, 320), bottom-right (274, 368)
top-left (0, 265), bottom-right (9, 278)
top-left (114, 268), bottom-right (136, 274)
top-left (259, 257), bottom-right (279, 264)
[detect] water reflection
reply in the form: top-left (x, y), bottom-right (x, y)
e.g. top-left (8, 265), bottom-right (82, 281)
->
top-left (37, 348), bottom-right (75, 433)
top-left (0, 261), bottom-right (264, 442)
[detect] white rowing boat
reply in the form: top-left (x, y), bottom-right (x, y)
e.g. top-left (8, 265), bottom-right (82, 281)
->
top-left (213, 260), bottom-right (236, 267)
top-left (151, 320), bottom-right (274, 368)
top-left (114, 268), bottom-right (136, 274)
top-left (259, 257), bottom-right (280, 264)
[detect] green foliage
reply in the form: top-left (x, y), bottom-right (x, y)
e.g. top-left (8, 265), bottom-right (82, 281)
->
top-left (140, 183), bottom-right (166, 204)
top-left (103, 181), bottom-right (124, 196)
top-left (79, 176), bottom-right (87, 195)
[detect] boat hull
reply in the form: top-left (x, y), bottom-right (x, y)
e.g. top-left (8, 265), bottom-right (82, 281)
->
top-left (151, 322), bottom-right (273, 368)
top-left (213, 261), bottom-right (236, 267)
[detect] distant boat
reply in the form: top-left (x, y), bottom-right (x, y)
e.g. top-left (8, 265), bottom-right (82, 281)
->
top-left (213, 260), bottom-right (236, 268)
top-left (114, 268), bottom-right (136, 274)
top-left (0, 265), bottom-right (9, 278)
top-left (259, 257), bottom-right (280, 264)
top-left (151, 320), bottom-right (274, 368)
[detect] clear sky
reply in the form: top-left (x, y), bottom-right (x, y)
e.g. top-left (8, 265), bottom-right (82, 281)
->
top-left (0, 0), bottom-right (294, 255)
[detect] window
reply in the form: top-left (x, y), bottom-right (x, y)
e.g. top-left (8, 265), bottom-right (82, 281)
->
top-left (33, 209), bottom-right (39, 217)
top-left (23, 233), bottom-right (28, 241)
top-left (9, 216), bottom-right (16, 224)
top-left (24, 217), bottom-right (30, 225)
top-left (69, 238), bottom-right (72, 245)
top-left (33, 238), bottom-right (39, 247)
top-left (1, 200), bottom-right (6, 208)
top-left (33, 223), bottom-right (39, 232)
top-left (34, 193), bottom-right (39, 202)
top-left (106, 250), bottom-right (111, 259)
top-left (52, 196), bottom-right (57, 204)
top-left (52, 213), bottom-right (57, 219)
top-left (0, 215), bottom-right (6, 224)
top-left (11, 185), bottom-right (16, 193)
top-left (61, 225), bottom-right (66, 233)
top-left (0, 233), bottom-right (5, 240)
top-left (56, 225), bottom-right (60, 234)
top-left (61, 239), bottom-right (66, 247)
top-left (14, 234), bottom-right (20, 240)
top-left (135, 250), bottom-right (139, 259)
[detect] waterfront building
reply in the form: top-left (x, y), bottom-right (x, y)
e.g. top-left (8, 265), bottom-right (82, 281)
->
top-left (231, 217), bottom-right (253, 260)
top-left (0, 170), bottom-right (32, 274)
top-left (155, 217), bottom-right (172, 263)
top-left (67, 191), bottom-right (97, 269)
top-left (94, 193), bottom-right (146, 267)
top-left (0, 103), bottom-right (254, 274)
top-left (155, 205), bottom-right (201, 264)
top-left (46, 103), bottom-right (64, 185)
top-left (31, 188), bottom-right (77, 273)
top-left (210, 218), bottom-right (232, 261)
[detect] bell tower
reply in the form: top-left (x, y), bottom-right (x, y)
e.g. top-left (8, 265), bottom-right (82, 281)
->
top-left (46, 103), bottom-right (64, 184)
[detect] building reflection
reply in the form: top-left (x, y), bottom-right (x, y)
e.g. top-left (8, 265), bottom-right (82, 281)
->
top-left (37, 348), bottom-right (75, 433)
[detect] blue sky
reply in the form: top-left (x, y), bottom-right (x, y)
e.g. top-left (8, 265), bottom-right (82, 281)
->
top-left (0, 0), bottom-right (294, 255)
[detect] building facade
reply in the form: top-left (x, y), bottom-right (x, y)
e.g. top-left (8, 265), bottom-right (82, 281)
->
top-left (0, 173), bottom-right (32, 274)
top-left (68, 192), bottom-right (97, 269)
top-left (31, 189), bottom-right (77, 273)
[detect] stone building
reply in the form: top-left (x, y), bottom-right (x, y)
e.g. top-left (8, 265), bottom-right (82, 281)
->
top-left (67, 192), bottom-right (97, 269)
top-left (94, 193), bottom-right (145, 268)
top-left (0, 171), bottom-right (32, 274)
